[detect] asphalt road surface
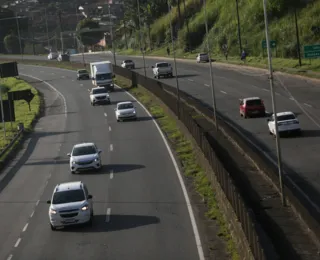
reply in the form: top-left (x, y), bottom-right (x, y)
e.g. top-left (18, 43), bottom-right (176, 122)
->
top-left (0, 64), bottom-right (202, 260)
top-left (3, 54), bottom-right (320, 205)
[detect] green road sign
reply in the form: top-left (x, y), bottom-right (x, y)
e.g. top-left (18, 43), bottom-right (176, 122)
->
top-left (303, 44), bottom-right (320, 58)
top-left (262, 40), bottom-right (276, 49)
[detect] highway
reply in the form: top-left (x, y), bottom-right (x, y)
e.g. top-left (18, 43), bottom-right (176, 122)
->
top-left (0, 65), bottom-right (203, 260)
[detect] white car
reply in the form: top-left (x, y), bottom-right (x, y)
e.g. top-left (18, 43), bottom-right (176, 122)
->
top-left (196, 53), bottom-right (209, 63)
top-left (115, 101), bottom-right (137, 121)
top-left (152, 62), bottom-right (173, 78)
top-left (47, 181), bottom-right (93, 230)
top-left (68, 143), bottom-right (102, 174)
top-left (48, 52), bottom-right (58, 60)
top-left (90, 87), bottom-right (110, 106)
top-left (267, 111), bottom-right (301, 136)
top-left (121, 60), bottom-right (135, 69)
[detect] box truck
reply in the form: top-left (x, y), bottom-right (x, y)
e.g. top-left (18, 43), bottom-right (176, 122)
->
top-left (90, 61), bottom-right (114, 91)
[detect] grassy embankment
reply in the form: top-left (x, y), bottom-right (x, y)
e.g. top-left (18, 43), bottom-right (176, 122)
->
top-left (0, 76), bottom-right (41, 161)
top-left (0, 58), bottom-right (240, 259)
top-left (118, 0), bottom-right (320, 75)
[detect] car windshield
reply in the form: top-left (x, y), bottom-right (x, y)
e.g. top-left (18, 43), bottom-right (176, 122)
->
top-left (200, 53), bottom-right (207, 56)
top-left (92, 88), bottom-right (107, 94)
top-left (277, 114), bottom-right (296, 121)
top-left (72, 145), bottom-right (96, 156)
top-left (246, 99), bottom-right (262, 106)
top-left (157, 63), bottom-right (169, 67)
top-left (96, 73), bottom-right (112, 80)
top-left (124, 60), bottom-right (133, 63)
top-left (78, 70), bottom-right (88, 74)
top-left (118, 103), bottom-right (133, 110)
top-left (52, 189), bottom-right (85, 204)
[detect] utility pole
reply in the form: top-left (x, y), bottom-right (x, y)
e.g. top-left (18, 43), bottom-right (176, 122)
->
top-left (58, 10), bottom-right (64, 53)
top-left (137, 0), bottom-right (147, 76)
top-left (262, 0), bottom-right (285, 206)
top-left (15, 15), bottom-right (23, 59)
top-left (294, 7), bottom-right (302, 66)
top-left (44, 8), bottom-right (50, 51)
top-left (235, 0), bottom-right (242, 55)
top-left (108, 4), bottom-right (117, 66)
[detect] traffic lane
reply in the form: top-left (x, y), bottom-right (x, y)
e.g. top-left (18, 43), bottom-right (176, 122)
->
top-left (0, 78), bottom-right (67, 260)
top-left (10, 69), bottom-right (115, 259)
top-left (103, 88), bottom-right (200, 259)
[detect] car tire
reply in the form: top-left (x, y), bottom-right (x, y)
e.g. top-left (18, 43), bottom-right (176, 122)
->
top-left (50, 224), bottom-right (56, 231)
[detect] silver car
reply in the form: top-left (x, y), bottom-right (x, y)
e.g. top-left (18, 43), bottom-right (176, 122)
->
top-left (68, 143), bottom-right (102, 174)
top-left (196, 53), bottom-right (209, 63)
top-left (47, 181), bottom-right (93, 230)
top-left (115, 101), bottom-right (137, 121)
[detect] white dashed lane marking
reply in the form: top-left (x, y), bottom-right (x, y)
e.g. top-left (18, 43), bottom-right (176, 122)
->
top-left (36, 200), bottom-right (39, 206)
top-left (105, 208), bottom-right (111, 222)
top-left (204, 84), bottom-right (210, 87)
top-left (304, 103), bottom-right (312, 107)
top-left (220, 91), bottom-right (227, 94)
top-left (263, 88), bottom-right (269, 91)
top-left (104, 113), bottom-right (107, 117)
top-left (110, 144), bottom-right (113, 151)
top-left (7, 254), bottom-right (13, 260)
top-left (109, 126), bottom-right (111, 131)
top-left (110, 169), bottom-right (114, 179)
top-left (14, 238), bottom-right (21, 248)
top-left (22, 223), bottom-right (28, 232)
top-left (30, 211), bottom-right (34, 218)
top-left (188, 79), bottom-right (194, 82)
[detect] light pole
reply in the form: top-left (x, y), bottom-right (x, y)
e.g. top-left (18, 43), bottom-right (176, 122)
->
top-left (78, 6), bottom-right (86, 66)
top-left (235, 0), bottom-right (243, 55)
top-left (44, 8), bottom-right (50, 51)
top-left (203, 0), bottom-right (218, 130)
top-left (294, 7), bottom-right (302, 67)
top-left (262, 0), bottom-right (285, 206)
top-left (107, 4), bottom-right (117, 66)
top-left (137, 0), bottom-right (147, 77)
top-left (167, 1), bottom-right (181, 119)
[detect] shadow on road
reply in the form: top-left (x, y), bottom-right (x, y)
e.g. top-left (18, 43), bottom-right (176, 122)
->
top-left (104, 164), bottom-right (145, 173)
top-left (61, 214), bottom-right (160, 233)
top-left (176, 74), bottom-right (198, 79)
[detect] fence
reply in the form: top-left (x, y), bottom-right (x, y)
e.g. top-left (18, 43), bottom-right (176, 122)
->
top-left (113, 65), bottom-right (275, 259)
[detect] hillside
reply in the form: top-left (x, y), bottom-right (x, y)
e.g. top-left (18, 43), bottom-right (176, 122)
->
top-left (118, 0), bottom-right (320, 73)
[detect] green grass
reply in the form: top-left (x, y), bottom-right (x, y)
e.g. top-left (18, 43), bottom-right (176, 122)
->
top-left (0, 57), bottom-right (241, 258)
top-left (118, 0), bottom-right (320, 75)
top-left (114, 75), bottom-right (240, 259)
top-left (0, 77), bottom-right (41, 153)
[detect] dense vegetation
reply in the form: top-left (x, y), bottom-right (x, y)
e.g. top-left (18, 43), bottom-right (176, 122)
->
top-left (117, 0), bottom-right (320, 59)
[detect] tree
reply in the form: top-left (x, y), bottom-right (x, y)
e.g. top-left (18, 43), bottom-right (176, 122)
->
top-left (76, 18), bottom-right (104, 46)
top-left (4, 32), bottom-right (24, 54)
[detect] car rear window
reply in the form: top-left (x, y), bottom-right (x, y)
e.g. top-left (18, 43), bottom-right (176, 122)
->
top-left (157, 63), bottom-right (169, 67)
top-left (52, 189), bottom-right (85, 204)
top-left (277, 114), bottom-right (296, 121)
top-left (200, 53), bottom-right (207, 56)
top-left (246, 99), bottom-right (262, 106)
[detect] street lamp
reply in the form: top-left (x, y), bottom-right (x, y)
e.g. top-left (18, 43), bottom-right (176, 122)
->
top-left (235, 0), bottom-right (243, 56)
top-left (137, 0), bottom-right (147, 77)
top-left (262, 0), bottom-right (285, 206)
top-left (107, 5), bottom-right (117, 66)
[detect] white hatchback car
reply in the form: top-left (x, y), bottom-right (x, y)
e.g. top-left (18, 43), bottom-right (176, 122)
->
top-left (196, 53), bottom-right (209, 63)
top-left (115, 101), bottom-right (137, 121)
top-left (267, 111), bottom-right (301, 136)
top-left (68, 143), bottom-right (102, 173)
top-left (48, 52), bottom-right (58, 60)
top-left (121, 60), bottom-right (135, 69)
top-left (47, 181), bottom-right (93, 230)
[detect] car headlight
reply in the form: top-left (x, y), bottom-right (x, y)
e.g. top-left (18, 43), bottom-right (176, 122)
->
top-left (49, 208), bottom-right (57, 214)
top-left (94, 158), bottom-right (99, 162)
top-left (133, 110), bottom-right (136, 114)
top-left (72, 161), bottom-right (77, 164)
top-left (81, 205), bottom-right (89, 211)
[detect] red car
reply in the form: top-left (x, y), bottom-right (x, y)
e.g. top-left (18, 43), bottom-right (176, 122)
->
top-left (239, 97), bottom-right (266, 118)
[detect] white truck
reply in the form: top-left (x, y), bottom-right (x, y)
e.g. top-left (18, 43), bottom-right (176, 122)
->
top-left (90, 61), bottom-right (114, 91)
top-left (152, 62), bottom-right (173, 79)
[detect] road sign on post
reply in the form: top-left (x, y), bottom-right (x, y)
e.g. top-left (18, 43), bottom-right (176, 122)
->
top-left (262, 40), bottom-right (276, 49)
top-left (303, 44), bottom-right (320, 58)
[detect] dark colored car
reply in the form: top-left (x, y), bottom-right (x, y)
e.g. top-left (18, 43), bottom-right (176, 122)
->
top-left (77, 69), bottom-right (90, 80)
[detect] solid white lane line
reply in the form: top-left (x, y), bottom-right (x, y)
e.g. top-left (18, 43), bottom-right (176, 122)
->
top-left (14, 238), bottom-right (21, 247)
top-left (204, 84), bottom-right (210, 87)
top-left (20, 74), bottom-right (68, 118)
top-left (109, 126), bottom-right (111, 131)
top-left (220, 91), bottom-right (227, 94)
top-left (116, 84), bottom-right (205, 260)
top-left (304, 103), bottom-right (312, 107)
top-left (104, 113), bottom-right (107, 117)
top-left (110, 144), bottom-right (113, 151)
top-left (7, 254), bottom-right (13, 260)
top-left (36, 200), bottom-right (40, 206)
top-left (110, 170), bottom-right (114, 179)
top-left (105, 208), bottom-right (111, 222)
top-left (22, 223), bottom-right (28, 232)
top-left (30, 211), bottom-right (34, 218)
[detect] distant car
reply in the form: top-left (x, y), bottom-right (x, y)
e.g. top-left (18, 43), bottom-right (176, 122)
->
top-left (115, 101), bottom-right (137, 122)
top-left (48, 52), bottom-right (58, 60)
top-left (239, 97), bottom-right (266, 118)
top-left (90, 87), bottom-right (110, 106)
top-left (57, 53), bottom-right (70, 62)
top-left (77, 69), bottom-right (90, 80)
top-left (267, 111), bottom-right (301, 136)
top-left (196, 53), bottom-right (209, 63)
top-left (152, 62), bottom-right (173, 79)
top-left (67, 143), bottom-right (102, 174)
top-left (121, 60), bottom-right (135, 69)
top-left (47, 181), bottom-right (94, 230)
